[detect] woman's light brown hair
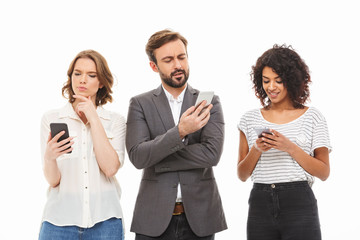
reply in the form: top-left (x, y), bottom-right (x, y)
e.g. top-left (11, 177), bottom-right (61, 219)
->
top-left (62, 50), bottom-right (113, 106)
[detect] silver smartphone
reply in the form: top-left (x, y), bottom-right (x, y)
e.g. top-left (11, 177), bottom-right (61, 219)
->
top-left (254, 127), bottom-right (273, 138)
top-left (195, 91), bottom-right (214, 108)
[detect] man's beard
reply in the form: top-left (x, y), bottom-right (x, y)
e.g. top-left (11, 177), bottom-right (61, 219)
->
top-left (159, 68), bottom-right (189, 88)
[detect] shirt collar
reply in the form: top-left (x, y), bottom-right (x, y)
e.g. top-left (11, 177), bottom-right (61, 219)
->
top-left (59, 102), bottom-right (111, 121)
top-left (162, 85), bottom-right (187, 104)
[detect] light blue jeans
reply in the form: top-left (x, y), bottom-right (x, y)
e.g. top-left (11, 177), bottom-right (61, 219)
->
top-left (38, 218), bottom-right (124, 240)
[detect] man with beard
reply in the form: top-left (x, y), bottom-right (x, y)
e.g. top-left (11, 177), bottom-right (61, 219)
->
top-left (126, 29), bottom-right (227, 240)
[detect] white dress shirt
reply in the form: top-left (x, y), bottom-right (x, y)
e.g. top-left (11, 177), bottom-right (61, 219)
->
top-left (162, 85), bottom-right (186, 202)
top-left (40, 103), bottom-right (125, 228)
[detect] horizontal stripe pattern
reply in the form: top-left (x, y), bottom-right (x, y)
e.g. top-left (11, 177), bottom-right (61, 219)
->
top-left (238, 107), bottom-right (331, 185)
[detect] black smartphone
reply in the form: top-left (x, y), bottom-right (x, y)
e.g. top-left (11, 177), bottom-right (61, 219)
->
top-left (50, 123), bottom-right (72, 153)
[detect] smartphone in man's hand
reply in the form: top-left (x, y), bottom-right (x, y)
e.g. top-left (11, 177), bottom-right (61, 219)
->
top-left (194, 91), bottom-right (214, 115)
top-left (195, 91), bottom-right (214, 108)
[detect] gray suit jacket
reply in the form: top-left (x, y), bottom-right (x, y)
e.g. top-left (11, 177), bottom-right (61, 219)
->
top-left (126, 84), bottom-right (227, 237)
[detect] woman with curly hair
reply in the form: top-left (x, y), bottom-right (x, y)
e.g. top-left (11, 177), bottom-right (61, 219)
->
top-left (237, 45), bottom-right (331, 240)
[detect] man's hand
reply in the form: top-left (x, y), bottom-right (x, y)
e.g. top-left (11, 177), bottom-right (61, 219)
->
top-left (178, 100), bottom-right (213, 139)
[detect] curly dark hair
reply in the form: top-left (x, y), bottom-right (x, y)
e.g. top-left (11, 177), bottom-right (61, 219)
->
top-left (251, 44), bottom-right (311, 109)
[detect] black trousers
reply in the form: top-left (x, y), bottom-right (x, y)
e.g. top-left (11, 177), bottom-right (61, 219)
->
top-left (247, 181), bottom-right (321, 240)
top-left (135, 213), bottom-right (214, 240)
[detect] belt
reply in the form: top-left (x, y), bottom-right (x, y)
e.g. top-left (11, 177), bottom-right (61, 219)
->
top-left (173, 202), bottom-right (185, 215)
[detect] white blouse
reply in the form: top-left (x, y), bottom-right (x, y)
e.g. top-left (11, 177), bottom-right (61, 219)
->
top-left (40, 103), bottom-right (126, 228)
top-left (238, 107), bottom-right (331, 185)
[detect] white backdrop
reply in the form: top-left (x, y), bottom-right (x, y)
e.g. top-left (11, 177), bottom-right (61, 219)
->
top-left (1, 0), bottom-right (358, 239)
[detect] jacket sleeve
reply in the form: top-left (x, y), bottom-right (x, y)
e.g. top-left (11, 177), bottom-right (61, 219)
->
top-left (154, 95), bottom-right (225, 173)
top-left (125, 96), bottom-right (186, 169)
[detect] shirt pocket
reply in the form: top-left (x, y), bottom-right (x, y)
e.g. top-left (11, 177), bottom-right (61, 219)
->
top-left (295, 133), bottom-right (310, 151)
top-left (104, 129), bottom-right (116, 148)
top-left (105, 129), bottom-right (114, 140)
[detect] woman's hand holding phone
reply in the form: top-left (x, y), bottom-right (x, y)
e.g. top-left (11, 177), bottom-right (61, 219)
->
top-left (254, 136), bottom-right (272, 153)
top-left (44, 131), bottom-right (74, 162)
top-left (261, 129), bottom-right (296, 154)
top-left (254, 128), bottom-right (296, 154)
top-left (253, 127), bottom-right (273, 152)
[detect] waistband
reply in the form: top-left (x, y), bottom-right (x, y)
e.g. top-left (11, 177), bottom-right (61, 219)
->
top-left (253, 181), bottom-right (310, 191)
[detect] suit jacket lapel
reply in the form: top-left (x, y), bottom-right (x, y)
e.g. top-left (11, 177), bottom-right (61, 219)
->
top-left (152, 84), bottom-right (199, 131)
top-left (152, 85), bottom-right (175, 130)
top-left (181, 84), bottom-right (198, 116)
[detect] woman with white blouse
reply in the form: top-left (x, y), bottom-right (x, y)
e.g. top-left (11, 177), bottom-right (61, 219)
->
top-left (237, 45), bottom-right (331, 240)
top-left (39, 50), bottom-right (125, 240)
